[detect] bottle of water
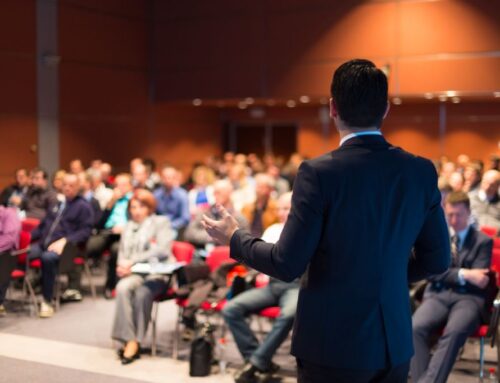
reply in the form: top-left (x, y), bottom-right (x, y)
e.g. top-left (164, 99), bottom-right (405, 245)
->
top-left (216, 336), bottom-right (227, 375)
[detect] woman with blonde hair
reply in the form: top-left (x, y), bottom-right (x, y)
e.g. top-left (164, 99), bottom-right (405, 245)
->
top-left (187, 165), bottom-right (215, 215)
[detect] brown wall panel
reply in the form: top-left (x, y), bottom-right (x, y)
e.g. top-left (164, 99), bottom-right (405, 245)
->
top-left (0, 0), bottom-right (36, 54)
top-left (59, 3), bottom-right (148, 69)
top-left (398, 57), bottom-right (500, 94)
top-left (399, 0), bottom-right (499, 56)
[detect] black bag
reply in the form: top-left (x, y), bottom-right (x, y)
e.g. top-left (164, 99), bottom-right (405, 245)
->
top-left (189, 324), bottom-right (214, 377)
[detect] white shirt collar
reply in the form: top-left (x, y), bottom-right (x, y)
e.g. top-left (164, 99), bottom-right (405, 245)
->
top-left (339, 131), bottom-right (383, 146)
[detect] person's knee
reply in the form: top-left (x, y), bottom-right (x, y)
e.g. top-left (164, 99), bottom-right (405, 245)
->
top-left (222, 301), bottom-right (245, 321)
top-left (134, 286), bottom-right (153, 303)
top-left (115, 280), bottom-right (134, 296)
top-left (41, 251), bottom-right (58, 264)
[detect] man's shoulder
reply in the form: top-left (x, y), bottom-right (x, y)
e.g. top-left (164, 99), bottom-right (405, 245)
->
top-left (305, 145), bottom-right (434, 172)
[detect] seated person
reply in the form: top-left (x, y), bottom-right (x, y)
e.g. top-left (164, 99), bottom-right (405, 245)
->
top-left (470, 169), bottom-right (500, 232)
top-left (411, 191), bottom-right (493, 383)
top-left (0, 168), bottom-right (30, 208)
top-left (187, 165), bottom-right (215, 216)
top-left (0, 205), bottom-right (21, 316)
top-left (86, 173), bottom-right (133, 297)
top-left (29, 174), bottom-right (93, 318)
top-left (222, 192), bottom-right (299, 383)
top-left (153, 166), bottom-right (190, 237)
top-left (184, 179), bottom-right (248, 250)
top-left (132, 162), bottom-right (156, 191)
top-left (20, 168), bottom-right (58, 220)
top-left (241, 173), bottom-right (279, 237)
top-left (110, 189), bottom-right (174, 364)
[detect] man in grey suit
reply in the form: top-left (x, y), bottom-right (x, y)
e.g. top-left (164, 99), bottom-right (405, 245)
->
top-left (411, 191), bottom-right (493, 383)
top-left (203, 59), bottom-right (450, 383)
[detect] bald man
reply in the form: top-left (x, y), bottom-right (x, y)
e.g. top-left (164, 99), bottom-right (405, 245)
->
top-left (30, 174), bottom-right (94, 318)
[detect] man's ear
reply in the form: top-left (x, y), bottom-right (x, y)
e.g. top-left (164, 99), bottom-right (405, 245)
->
top-left (330, 98), bottom-right (338, 119)
top-left (382, 101), bottom-right (390, 120)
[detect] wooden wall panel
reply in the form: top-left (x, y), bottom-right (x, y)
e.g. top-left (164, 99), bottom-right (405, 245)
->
top-left (0, 0), bottom-right (37, 189)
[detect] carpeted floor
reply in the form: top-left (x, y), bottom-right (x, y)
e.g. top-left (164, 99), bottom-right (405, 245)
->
top-left (0, 270), bottom-right (497, 383)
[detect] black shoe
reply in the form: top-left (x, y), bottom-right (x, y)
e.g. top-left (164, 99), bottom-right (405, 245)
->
top-left (104, 289), bottom-right (114, 300)
top-left (120, 348), bottom-right (140, 365)
top-left (234, 362), bottom-right (259, 383)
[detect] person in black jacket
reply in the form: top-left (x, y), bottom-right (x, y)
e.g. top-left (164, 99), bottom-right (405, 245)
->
top-left (411, 191), bottom-right (493, 383)
top-left (0, 168), bottom-right (30, 207)
top-left (202, 59), bottom-right (450, 383)
top-left (30, 174), bottom-right (93, 318)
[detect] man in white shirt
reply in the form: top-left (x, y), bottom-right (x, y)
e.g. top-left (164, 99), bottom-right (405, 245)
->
top-left (222, 192), bottom-right (298, 383)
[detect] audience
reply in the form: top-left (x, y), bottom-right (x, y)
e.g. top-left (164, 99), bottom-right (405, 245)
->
top-left (0, 205), bottom-right (21, 317)
top-left (0, 150), bottom-right (499, 378)
top-left (29, 174), bottom-right (93, 318)
top-left (223, 192), bottom-right (298, 383)
top-left (111, 189), bottom-right (174, 365)
top-left (153, 166), bottom-right (190, 236)
top-left (411, 191), bottom-right (493, 383)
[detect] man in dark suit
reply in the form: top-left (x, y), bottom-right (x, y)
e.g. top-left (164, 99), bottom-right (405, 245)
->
top-left (203, 59), bottom-right (450, 383)
top-left (411, 191), bottom-right (493, 383)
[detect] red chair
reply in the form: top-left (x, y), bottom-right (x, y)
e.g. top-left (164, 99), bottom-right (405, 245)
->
top-left (493, 237), bottom-right (500, 251)
top-left (21, 218), bottom-right (40, 233)
top-left (466, 244), bottom-right (500, 380)
top-left (150, 241), bottom-right (195, 356)
top-left (481, 226), bottom-right (498, 238)
top-left (9, 231), bottom-right (38, 316)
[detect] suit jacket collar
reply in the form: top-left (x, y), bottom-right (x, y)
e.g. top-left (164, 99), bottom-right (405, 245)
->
top-left (337, 134), bottom-right (391, 150)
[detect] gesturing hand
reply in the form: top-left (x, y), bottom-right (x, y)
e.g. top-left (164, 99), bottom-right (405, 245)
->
top-left (201, 204), bottom-right (240, 246)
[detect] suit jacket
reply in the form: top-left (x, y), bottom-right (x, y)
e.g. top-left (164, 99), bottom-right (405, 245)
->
top-left (425, 228), bottom-right (493, 311)
top-left (230, 135), bottom-right (450, 370)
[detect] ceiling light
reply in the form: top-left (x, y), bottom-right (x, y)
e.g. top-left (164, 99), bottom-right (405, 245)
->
top-left (494, 92), bottom-right (500, 98)
top-left (446, 91), bottom-right (457, 97)
top-left (244, 97), bottom-right (255, 105)
top-left (451, 97), bottom-right (461, 104)
top-left (192, 98), bottom-right (202, 106)
top-left (286, 100), bottom-right (296, 108)
top-left (438, 94), bottom-right (447, 102)
top-left (392, 97), bottom-right (402, 105)
top-left (424, 93), bottom-right (434, 100)
top-left (238, 101), bottom-right (248, 110)
top-left (299, 95), bottom-right (310, 103)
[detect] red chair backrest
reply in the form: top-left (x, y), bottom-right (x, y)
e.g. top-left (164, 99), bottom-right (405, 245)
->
top-left (206, 246), bottom-right (233, 272)
top-left (491, 248), bottom-right (500, 287)
top-left (16, 231), bottom-right (31, 264)
top-left (21, 218), bottom-right (40, 233)
top-left (481, 226), bottom-right (498, 238)
top-left (171, 241), bottom-right (195, 263)
top-left (494, 237), bottom-right (500, 250)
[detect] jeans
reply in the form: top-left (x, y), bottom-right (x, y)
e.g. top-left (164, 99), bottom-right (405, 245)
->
top-left (222, 281), bottom-right (299, 371)
top-left (30, 243), bottom-right (59, 302)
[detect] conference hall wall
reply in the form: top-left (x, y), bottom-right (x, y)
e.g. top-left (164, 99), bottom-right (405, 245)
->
top-left (0, 0), bottom-right (499, 188)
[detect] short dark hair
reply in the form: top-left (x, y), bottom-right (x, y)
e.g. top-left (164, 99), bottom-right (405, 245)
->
top-left (30, 167), bottom-right (49, 180)
top-left (445, 191), bottom-right (470, 210)
top-left (330, 59), bottom-right (388, 128)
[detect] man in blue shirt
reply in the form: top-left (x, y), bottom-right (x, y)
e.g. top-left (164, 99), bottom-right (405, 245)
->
top-left (153, 166), bottom-right (190, 238)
